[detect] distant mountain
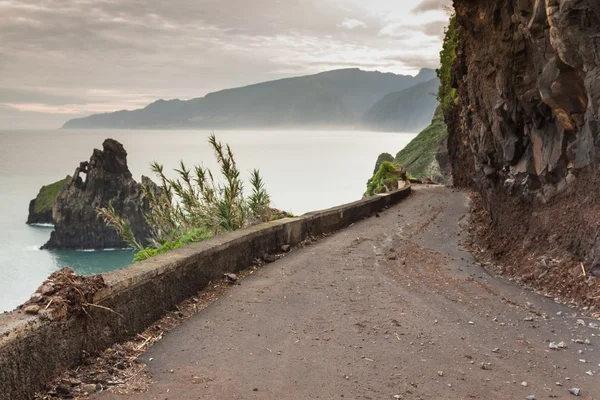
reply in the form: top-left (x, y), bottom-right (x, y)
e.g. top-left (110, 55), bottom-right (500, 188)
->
top-left (63, 68), bottom-right (437, 129)
top-left (361, 78), bottom-right (440, 132)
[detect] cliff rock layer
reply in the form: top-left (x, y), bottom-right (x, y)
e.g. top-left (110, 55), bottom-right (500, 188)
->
top-left (450, 1), bottom-right (600, 279)
top-left (42, 139), bottom-right (154, 250)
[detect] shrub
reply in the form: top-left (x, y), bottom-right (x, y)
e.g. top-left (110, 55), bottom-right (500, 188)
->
top-left (365, 161), bottom-right (405, 197)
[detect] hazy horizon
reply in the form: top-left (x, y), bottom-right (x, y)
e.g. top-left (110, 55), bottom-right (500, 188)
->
top-left (0, 0), bottom-right (451, 129)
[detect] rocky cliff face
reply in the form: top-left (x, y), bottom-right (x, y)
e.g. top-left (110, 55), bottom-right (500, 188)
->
top-left (42, 139), bottom-right (155, 250)
top-left (449, 1), bottom-right (600, 283)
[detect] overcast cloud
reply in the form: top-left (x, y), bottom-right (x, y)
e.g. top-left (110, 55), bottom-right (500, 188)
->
top-left (0, 0), bottom-right (451, 128)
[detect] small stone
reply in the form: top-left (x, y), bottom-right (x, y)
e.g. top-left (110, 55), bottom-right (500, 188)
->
top-left (438, 371), bottom-right (444, 376)
top-left (24, 305), bottom-right (40, 315)
top-left (558, 341), bottom-right (567, 349)
top-left (393, 395), bottom-right (404, 400)
top-left (29, 293), bottom-right (43, 303)
top-left (55, 385), bottom-right (71, 396)
top-left (585, 370), bottom-right (594, 376)
top-left (576, 319), bottom-right (586, 326)
top-left (224, 273), bottom-right (238, 283)
top-left (521, 381), bottom-right (528, 387)
top-left (549, 342), bottom-right (558, 350)
top-left (480, 362), bottom-right (492, 370)
top-left (80, 384), bottom-right (97, 394)
top-left (468, 321), bottom-right (474, 325)
top-left (568, 387), bottom-right (581, 396)
top-left (491, 348), bottom-right (500, 353)
top-left (263, 254), bottom-right (278, 263)
top-left (526, 396), bottom-right (536, 400)
top-left (39, 283), bottom-right (56, 296)
top-left (281, 244), bottom-right (291, 253)
top-left (524, 316), bottom-right (534, 322)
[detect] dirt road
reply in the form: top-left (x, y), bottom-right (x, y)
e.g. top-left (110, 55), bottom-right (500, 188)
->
top-left (96, 186), bottom-right (600, 399)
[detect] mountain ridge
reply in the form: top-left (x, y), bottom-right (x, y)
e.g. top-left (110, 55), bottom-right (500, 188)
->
top-left (63, 68), bottom-right (438, 130)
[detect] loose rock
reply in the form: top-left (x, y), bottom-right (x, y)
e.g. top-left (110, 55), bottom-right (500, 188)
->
top-left (568, 387), bottom-right (581, 396)
top-left (24, 305), bottom-right (40, 315)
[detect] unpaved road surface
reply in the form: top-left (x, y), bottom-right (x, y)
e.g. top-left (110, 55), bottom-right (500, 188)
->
top-left (96, 187), bottom-right (600, 399)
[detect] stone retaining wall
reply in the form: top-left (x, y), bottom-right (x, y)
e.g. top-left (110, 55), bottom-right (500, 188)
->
top-left (0, 186), bottom-right (410, 400)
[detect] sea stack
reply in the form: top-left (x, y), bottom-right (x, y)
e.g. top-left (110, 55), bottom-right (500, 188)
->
top-left (42, 139), bottom-right (156, 250)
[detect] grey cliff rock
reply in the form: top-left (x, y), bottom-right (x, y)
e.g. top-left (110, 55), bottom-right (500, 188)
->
top-left (42, 139), bottom-right (156, 250)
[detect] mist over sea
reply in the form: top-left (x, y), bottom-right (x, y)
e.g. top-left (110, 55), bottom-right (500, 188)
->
top-left (0, 128), bottom-right (416, 312)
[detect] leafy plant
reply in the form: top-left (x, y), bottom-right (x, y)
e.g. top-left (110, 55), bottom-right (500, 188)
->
top-left (437, 14), bottom-right (458, 112)
top-left (365, 161), bottom-right (405, 197)
top-left (99, 134), bottom-right (272, 262)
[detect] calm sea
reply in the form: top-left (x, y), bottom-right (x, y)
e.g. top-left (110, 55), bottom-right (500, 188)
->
top-left (0, 129), bottom-right (416, 312)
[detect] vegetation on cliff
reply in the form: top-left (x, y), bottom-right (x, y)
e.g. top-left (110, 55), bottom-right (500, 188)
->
top-left (437, 15), bottom-right (458, 112)
top-left (26, 176), bottom-right (70, 224)
top-left (33, 176), bottom-right (70, 214)
top-left (365, 161), bottom-right (405, 197)
top-left (394, 108), bottom-right (448, 181)
top-left (100, 134), bottom-right (272, 262)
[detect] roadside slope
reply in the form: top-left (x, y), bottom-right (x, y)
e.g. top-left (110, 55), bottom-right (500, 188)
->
top-left (96, 187), bottom-right (600, 400)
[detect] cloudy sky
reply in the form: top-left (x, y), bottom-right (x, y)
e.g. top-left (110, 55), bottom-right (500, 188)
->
top-left (0, 0), bottom-right (451, 128)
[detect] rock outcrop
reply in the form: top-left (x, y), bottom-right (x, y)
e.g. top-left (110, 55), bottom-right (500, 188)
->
top-left (42, 139), bottom-right (155, 250)
top-left (448, 1), bottom-right (600, 272)
top-left (26, 176), bottom-right (70, 225)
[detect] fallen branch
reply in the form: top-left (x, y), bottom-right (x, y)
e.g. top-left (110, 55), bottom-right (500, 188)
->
top-left (83, 303), bottom-right (125, 319)
top-left (135, 335), bottom-right (153, 351)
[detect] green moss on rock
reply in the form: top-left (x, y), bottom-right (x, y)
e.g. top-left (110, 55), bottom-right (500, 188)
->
top-left (365, 161), bottom-right (405, 197)
top-left (33, 176), bottom-right (71, 214)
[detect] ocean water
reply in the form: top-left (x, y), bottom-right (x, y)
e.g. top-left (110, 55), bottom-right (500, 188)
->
top-left (0, 129), bottom-right (416, 312)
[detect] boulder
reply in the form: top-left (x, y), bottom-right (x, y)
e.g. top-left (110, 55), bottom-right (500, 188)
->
top-left (42, 139), bottom-right (156, 250)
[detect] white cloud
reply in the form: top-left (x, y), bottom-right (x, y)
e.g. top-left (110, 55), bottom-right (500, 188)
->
top-left (340, 18), bottom-right (367, 30)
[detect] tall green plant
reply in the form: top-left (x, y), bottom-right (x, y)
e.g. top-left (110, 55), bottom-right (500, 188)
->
top-left (99, 134), bottom-right (273, 262)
